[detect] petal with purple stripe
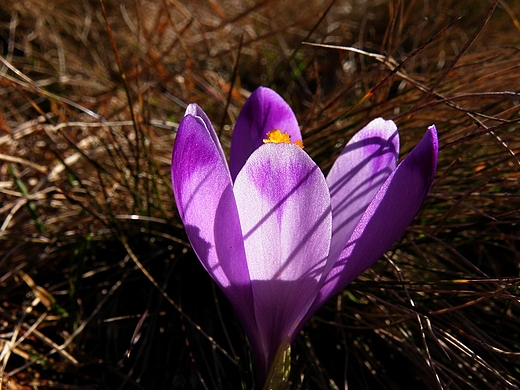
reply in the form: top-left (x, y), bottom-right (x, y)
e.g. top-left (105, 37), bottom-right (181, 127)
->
top-left (233, 143), bottom-right (332, 380)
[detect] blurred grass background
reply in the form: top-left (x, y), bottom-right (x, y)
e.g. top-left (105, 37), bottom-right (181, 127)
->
top-left (1, 0), bottom-right (519, 388)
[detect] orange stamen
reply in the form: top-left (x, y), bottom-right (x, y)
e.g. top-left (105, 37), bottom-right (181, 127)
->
top-left (263, 129), bottom-right (304, 148)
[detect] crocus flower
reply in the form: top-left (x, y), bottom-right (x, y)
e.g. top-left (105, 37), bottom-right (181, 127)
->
top-left (171, 87), bottom-right (438, 384)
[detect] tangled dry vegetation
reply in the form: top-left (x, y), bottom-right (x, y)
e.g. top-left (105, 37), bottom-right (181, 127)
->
top-left (1, 0), bottom-right (519, 389)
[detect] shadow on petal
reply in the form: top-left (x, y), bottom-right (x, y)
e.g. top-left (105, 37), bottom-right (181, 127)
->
top-left (248, 277), bottom-right (322, 384)
top-left (302, 126), bottom-right (438, 329)
top-left (327, 130), bottom-right (399, 263)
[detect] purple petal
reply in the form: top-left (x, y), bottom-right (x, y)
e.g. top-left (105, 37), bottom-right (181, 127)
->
top-left (326, 118), bottom-right (399, 265)
top-left (185, 103), bottom-right (228, 167)
top-left (307, 125), bottom-right (438, 320)
top-left (171, 105), bottom-right (256, 335)
top-left (229, 87), bottom-right (302, 181)
top-left (233, 143), bottom-right (332, 380)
